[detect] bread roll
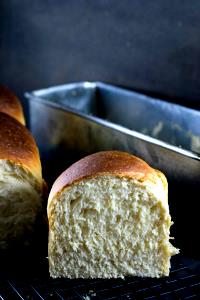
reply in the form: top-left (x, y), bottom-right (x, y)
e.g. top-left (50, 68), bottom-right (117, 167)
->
top-left (0, 85), bottom-right (25, 125)
top-left (0, 112), bottom-right (44, 249)
top-left (48, 151), bottom-right (179, 278)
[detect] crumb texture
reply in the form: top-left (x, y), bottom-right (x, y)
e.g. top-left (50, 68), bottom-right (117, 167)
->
top-left (0, 160), bottom-right (42, 248)
top-left (48, 175), bottom-right (178, 278)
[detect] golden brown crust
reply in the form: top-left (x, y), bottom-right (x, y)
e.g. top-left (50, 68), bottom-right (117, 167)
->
top-left (0, 85), bottom-right (25, 125)
top-left (0, 112), bottom-right (42, 181)
top-left (48, 151), bottom-right (160, 206)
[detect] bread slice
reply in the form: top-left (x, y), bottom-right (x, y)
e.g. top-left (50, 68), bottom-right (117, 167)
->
top-left (0, 85), bottom-right (25, 125)
top-left (48, 151), bottom-right (179, 278)
top-left (0, 112), bottom-right (44, 248)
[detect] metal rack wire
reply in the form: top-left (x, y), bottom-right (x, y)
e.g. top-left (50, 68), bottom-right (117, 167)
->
top-left (0, 256), bottom-right (199, 300)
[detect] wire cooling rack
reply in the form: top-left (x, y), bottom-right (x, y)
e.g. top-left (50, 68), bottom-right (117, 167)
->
top-left (0, 255), bottom-right (200, 300)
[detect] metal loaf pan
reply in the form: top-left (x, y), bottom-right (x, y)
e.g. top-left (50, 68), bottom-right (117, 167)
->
top-left (25, 81), bottom-right (200, 185)
top-left (26, 82), bottom-right (200, 257)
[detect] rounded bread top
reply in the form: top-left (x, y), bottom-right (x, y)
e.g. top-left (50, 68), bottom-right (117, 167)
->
top-left (0, 85), bottom-right (25, 125)
top-left (0, 112), bottom-right (42, 182)
top-left (48, 151), bottom-right (166, 207)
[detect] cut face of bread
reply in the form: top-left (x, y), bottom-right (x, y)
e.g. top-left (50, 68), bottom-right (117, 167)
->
top-left (0, 160), bottom-right (42, 249)
top-left (48, 152), bottom-right (179, 278)
top-left (0, 113), bottom-right (44, 249)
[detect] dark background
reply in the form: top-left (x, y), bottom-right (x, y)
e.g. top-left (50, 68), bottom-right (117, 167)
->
top-left (0, 0), bottom-right (200, 271)
top-left (1, 0), bottom-right (200, 111)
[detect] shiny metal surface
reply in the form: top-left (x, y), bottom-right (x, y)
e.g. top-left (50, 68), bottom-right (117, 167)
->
top-left (26, 81), bottom-right (200, 257)
top-left (26, 82), bottom-right (200, 185)
top-left (26, 82), bottom-right (200, 184)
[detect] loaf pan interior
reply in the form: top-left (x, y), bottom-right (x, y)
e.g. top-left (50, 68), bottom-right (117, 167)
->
top-left (33, 81), bottom-right (200, 154)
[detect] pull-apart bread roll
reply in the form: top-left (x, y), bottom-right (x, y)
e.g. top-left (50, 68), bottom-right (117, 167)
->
top-left (0, 85), bottom-right (25, 125)
top-left (48, 151), bottom-right (179, 278)
top-left (0, 112), bottom-right (44, 248)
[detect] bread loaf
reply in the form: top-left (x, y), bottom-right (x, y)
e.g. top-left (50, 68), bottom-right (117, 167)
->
top-left (0, 112), bottom-right (44, 248)
top-left (0, 85), bottom-right (25, 125)
top-left (48, 151), bottom-right (179, 278)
